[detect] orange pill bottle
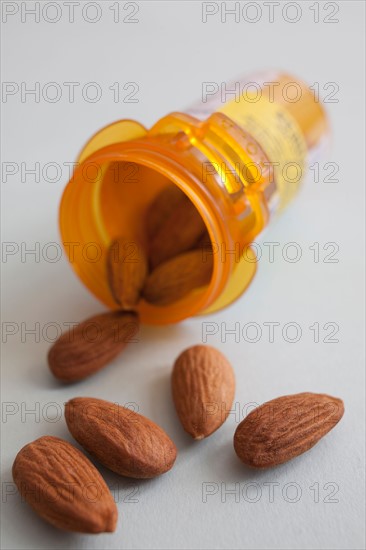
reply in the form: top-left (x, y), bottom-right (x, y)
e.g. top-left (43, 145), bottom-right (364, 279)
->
top-left (60, 71), bottom-right (328, 324)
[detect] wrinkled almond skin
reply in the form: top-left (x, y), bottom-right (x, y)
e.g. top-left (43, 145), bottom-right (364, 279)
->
top-left (143, 250), bottom-right (213, 306)
top-left (148, 193), bottom-right (207, 268)
top-left (12, 436), bottom-right (117, 533)
top-left (65, 397), bottom-right (177, 479)
top-left (106, 237), bottom-right (148, 309)
top-left (172, 345), bottom-right (235, 439)
top-left (48, 311), bottom-right (139, 382)
top-left (234, 392), bottom-right (344, 468)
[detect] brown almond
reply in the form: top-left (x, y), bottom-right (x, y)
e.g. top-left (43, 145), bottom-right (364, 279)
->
top-left (146, 185), bottom-right (186, 237)
top-left (48, 311), bottom-right (139, 382)
top-left (234, 392), bottom-right (344, 468)
top-left (12, 436), bottom-right (117, 533)
top-left (65, 397), bottom-right (177, 479)
top-left (143, 250), bottom-right (213, 306)
top-left (172, 345), bottom-right (235, 439)
top-left (149, 193), bottom-right (207, 267)
top-left (106, 237), bottom-right (148, 309)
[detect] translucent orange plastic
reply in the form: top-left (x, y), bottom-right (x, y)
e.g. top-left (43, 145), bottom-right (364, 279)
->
top-left (59, 72), bottom-right (328, 324)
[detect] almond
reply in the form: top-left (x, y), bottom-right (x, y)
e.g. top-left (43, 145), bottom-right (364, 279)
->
top-left (172, 345), bottom-right (235, 439)
top-left (146, 185), bottom-right (186, 237)
top-left (143, 250), bottom-right (213, 306)
top-left (148, 192), bottom-right (207, 267)
top-left (12, 436), bottom-right (117, 533)
top-left (48, 311), bottom-right (139, 382)
top-left (234, 392), bottom-right (344, 468)
top-left (106, 237), bottom-right (148, 309)
top-left (65, 397), bottom-right (177, 479)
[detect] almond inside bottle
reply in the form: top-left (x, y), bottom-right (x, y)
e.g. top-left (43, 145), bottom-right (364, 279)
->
top-left (106, 184), bottom-right (213, 309)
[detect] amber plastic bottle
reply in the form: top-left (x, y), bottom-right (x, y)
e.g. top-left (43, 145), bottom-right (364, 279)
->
top-left (60, 71), bottom-right (328, 324)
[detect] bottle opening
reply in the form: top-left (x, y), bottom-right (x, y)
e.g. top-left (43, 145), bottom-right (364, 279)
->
top-left (60, 148), bottom-right (229, 324)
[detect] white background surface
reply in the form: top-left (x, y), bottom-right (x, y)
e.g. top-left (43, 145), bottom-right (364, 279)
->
top-left (1, 1), bottom-right (365, 549)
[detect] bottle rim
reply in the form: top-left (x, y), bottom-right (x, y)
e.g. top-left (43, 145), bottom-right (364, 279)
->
top-left (59, 139), bottom-right (233, 324)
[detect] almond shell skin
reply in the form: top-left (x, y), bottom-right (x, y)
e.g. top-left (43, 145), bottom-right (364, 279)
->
top-left (48, 311), bottom-right (139, 382)
top-left (12, 436), bottom-right (117, 533)
top-left (172, 345), bottom-right (235, 439)
top-left (65, 397), bottom-right (177, 479)
top-left (234, 392), bottom-right (344, 468)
